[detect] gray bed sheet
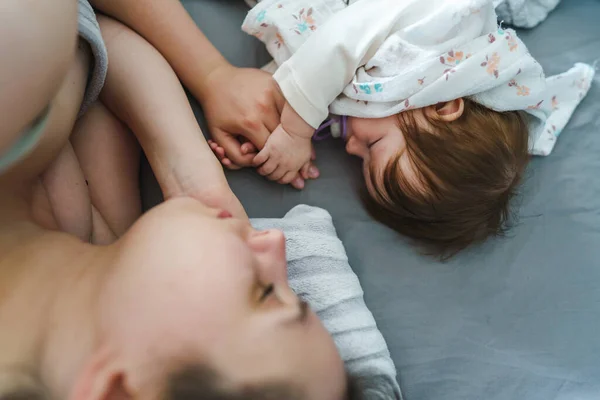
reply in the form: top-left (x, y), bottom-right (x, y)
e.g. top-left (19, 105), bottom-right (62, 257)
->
top-left (141, 1), bottom-right (600, 399)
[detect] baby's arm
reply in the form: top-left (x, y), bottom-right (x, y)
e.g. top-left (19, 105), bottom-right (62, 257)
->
top-left (250, 0), bottom-right (409, 183)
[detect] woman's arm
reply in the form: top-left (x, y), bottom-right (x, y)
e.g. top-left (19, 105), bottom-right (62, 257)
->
top-left (90, 0), bottom-right (285, 168)
top-left (91, 0), bottom-right (225, 99)
top-left (97, 16), bottom-right (247, 219)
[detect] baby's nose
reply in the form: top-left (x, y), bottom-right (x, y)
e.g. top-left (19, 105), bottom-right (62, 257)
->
top-left (345, 136), bottom-right (364, 158)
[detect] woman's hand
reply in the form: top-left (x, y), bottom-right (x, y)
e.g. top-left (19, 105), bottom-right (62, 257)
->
top-left (200, 65), bottom-right (318, 189)
top-left (198, 65), bottom-right (285, 168)
top-left (89, 0), bottom-right (279, 173)
top-left (91, 0), bottom-right (316, 190)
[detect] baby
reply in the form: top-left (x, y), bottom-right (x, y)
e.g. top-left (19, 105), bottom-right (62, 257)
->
top-left (211, 0), bottom-right (594, 257)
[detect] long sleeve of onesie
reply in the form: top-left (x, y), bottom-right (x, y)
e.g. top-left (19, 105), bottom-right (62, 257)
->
top-left (245, 0), bottom-right (594, 156)
top-left (244, 0), bottom-right (493, 128)
top-left (272, 0), bottom-right (411, 128)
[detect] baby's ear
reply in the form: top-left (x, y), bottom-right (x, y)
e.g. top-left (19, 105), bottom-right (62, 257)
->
top-left (432, 98), bottom-right (464, 122)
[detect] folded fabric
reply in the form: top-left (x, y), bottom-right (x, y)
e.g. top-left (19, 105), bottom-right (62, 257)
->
top-left (339, 23), bottom-right (595, 156)
top-left (77, 0), bottom-right (108, 117)
top-left (251, 205), bottom-right (402, 400)
top-left (243, 0), bottom-right (595, 156)
top-left (494, 0), bottom-right (561, 28)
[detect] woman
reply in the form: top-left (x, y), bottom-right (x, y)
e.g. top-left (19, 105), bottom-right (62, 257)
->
top-left (0, 200), bottom-right (347, 399)
top-left (0, 0), bottom-right (347, 398)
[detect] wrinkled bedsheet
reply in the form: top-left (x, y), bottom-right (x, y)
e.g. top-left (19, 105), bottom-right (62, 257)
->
top-left (141, 1), bottom-right (600, 399)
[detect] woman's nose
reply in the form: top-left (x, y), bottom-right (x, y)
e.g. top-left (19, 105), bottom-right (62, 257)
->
top-left (274, 284), bottom-right (298, 307)
top-left (249, 229), bottom-right (288, 283)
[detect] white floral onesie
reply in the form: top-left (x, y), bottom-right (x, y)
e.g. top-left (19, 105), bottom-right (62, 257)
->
top-left (243, 0), bottom-right (595, 156)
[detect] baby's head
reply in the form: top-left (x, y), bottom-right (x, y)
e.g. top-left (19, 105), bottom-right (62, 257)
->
top-left (345, 98), bottom-right (530, 258)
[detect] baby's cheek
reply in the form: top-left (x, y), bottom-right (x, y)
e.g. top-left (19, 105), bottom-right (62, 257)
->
top-left (347, 117), bottom-right (372, 141)
top-left (362, 162), bottom-right (383, 200)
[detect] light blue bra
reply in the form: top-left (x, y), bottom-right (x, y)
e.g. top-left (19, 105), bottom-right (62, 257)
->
top-left (0, 106), bottom-right (50, 173)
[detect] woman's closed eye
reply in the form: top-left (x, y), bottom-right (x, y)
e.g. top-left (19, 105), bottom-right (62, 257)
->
top-left (260, 283), bottom-right (274, 302)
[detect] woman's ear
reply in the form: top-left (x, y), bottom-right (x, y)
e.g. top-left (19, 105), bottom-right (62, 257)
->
top-left (433, 98), bottom-right (465, 122)
top-left (68, 346), bottom-right (133, 400)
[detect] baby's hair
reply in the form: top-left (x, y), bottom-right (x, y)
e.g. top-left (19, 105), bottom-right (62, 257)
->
top-left (365, 98), bottom-right (530, 259)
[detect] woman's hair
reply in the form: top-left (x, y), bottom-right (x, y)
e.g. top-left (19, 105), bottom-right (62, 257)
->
top-left (1, 364), bottom-right (361, 400)
top-left (365, 98), bottom-right (530, 259)
top-left (0, 369), bottom-right (49, 400)
top-left (163, 364), bottom-right (360, 400)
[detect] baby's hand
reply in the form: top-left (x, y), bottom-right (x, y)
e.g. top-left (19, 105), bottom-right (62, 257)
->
top-left (253, 124), bottom-right (313, 185)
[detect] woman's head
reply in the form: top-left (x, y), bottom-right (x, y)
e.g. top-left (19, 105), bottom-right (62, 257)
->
top-left (345, 98), bottom-right (530, 258)
top-left (69, 198), bottom-right (346, 400)
top-left (163, 363), bottom-right (365, 400)
top-left (0, 369), bottom-right (49, 400)
top-left (2, 364), bottom-right (358, 400)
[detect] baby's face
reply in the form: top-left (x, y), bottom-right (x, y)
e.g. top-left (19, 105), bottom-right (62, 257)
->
top-left (345, 111), bottom-right (428, 197)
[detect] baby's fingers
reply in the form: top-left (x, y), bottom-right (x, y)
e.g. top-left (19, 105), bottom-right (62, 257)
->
top-left (300, 162), bottom-right (320, 180)
top-left (267, 166), bottom-right (287, 182)
top-left (290, 175), bottom-right (306, 190)
top-left (278, 171), bottom-right (299, 185)
top-left (300, 163), bottom-right (311, 180)
top-left (257, 157), bottom-right (278, 176)
top-left (253, 148), bottom-right (270, 167)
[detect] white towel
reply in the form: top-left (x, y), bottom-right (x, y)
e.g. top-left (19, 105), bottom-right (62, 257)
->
top-left (251, 205), bottom-right (402, 400)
